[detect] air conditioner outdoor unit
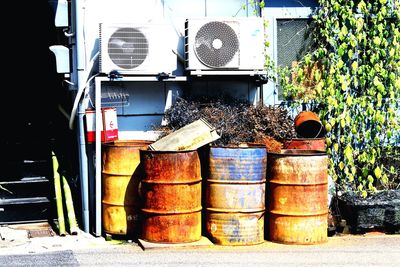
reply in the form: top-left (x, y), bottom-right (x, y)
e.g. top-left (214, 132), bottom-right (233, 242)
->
top-left (99, 23), bottom-right (176, 75)
top-left (185, 17), bottom-right (265, 72)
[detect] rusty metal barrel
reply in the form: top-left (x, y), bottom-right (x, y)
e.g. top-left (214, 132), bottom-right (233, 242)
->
top-left (283, 138), bottom-right (326, 151)
top-left (206, 146), bottom-right (267, 245)
top-left (140, 150), bottom-right (202, 243)
top-left (102, 140), bottom-right (152, 236)
top-left (267, 149), bottom-right (328, 244)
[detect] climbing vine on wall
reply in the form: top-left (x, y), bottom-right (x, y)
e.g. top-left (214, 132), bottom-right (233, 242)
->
top-left (281, 0), bottom-right (400, 197)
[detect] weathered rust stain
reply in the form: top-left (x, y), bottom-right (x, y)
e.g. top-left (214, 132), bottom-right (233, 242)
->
top-left (269, 214), bottom-right (328, 245)
top-left (283, 138), bottom-right (326, 151)
top-left (102, 140), bottom-right (152, 236)
top-left (141, 181), bottom-right (202, 213)
top-left (140, 150), bottom-right (202, 243)
top-left (267, 149), bottom-right (328, 244)
top-left (206, 181), bottom-right (265, 212)
top-left (141, 211), bottom-right (202, 243)
top-left (206, 146), bottom-right (267, 245)
top-left (102, 204), bottom-right (140, 235)
top-left (206, 211), bottom-right (265, 245)
top-left (140, 150), bottom-right (201, 182)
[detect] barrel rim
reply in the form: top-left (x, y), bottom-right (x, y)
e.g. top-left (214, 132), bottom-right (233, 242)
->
top-left (102, 140), bottom-right (153, 148)
top-left (206, 208), bottom-right (265, 213)
top-left (268, 149), bottom-right (327, 156)
top-left (269, 210), bottom-right (328, 216)
top-left (283, 138), bottom-right (326, 141)
top-left (141, 207), bottom-right (202, 214)
top-left (140, 148), bottom-right (198, 153)
top-left (210, 145), bottom-right (267, 149)
top-left (207, 179), bottom-right (266, 184)
top-left (141, 179), bottom-right (202, 185)
top-left (269, 180), bottom-right (328, 185)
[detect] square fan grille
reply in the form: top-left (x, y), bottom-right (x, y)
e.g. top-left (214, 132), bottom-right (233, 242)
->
top-left (99, 23), bottom-right (176, 75)
top-left (185, 17), bottom-right (265, 71)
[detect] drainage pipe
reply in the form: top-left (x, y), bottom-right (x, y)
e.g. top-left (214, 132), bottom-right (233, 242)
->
top-left (71, 0), bottom-right (90, 233)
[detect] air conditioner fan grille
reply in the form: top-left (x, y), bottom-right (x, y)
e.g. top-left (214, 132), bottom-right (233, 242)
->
top-left (194, 21), bottom-right (239, 68)
top-left (107, 27), bottom-right (149, 69)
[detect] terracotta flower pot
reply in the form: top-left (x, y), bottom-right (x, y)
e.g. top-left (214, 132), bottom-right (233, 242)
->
top-left (294, 111), bottom-right (324, 138)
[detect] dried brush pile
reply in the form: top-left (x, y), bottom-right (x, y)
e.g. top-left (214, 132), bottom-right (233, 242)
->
top-left (158, 96), bottom-right (296, 149)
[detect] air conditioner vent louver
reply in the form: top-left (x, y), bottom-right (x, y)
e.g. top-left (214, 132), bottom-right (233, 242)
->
top-left (108, 27), bottom-right (149, 69)
top-left (185, 18), bottom-right (265, 73)
top-left (194, 21), bottom-right (239, 68)
top-left (99, 23), bottom-right (176, 75)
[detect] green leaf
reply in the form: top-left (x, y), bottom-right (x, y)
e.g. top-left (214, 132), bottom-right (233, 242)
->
top-left (334, 143), bottom-right (339, 152)
top-left (344, 145), bottom-right (353, 161)
top-left (382, 174), bottom-right (388, 184)
top-left (361, 191), bottom-right (368, 198)
top-left (351, 61), bottom-right (358, 72)
top-left (339, 161), bottom-right (345, 170)
top-left (374, 167), bottom-right (382, 179)
top-left (340, 119), bottom-right (346, 128)
top-left (362, 167), bottom-right (369, 177)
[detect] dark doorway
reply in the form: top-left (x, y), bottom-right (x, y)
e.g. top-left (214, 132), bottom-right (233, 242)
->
top-left (0, 1), bottom-right (79, 225)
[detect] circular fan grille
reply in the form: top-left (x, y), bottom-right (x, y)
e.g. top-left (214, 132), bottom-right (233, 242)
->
top-left (194, 21), bottom-right (239, 68)
top-left (108, 27), bottom-right (149, 69)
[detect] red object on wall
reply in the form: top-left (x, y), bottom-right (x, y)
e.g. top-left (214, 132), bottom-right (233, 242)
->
top-left (85, 107), bottom-right (118, 143)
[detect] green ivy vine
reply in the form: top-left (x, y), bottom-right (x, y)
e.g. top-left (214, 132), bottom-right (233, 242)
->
top-left (280, 0), bottom-right (400, 197)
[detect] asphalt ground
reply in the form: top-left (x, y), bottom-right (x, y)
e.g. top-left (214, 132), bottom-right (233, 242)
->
top-left (1, 224), bottom-right (399, 266)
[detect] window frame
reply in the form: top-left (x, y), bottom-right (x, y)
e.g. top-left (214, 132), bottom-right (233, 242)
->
top-left (262, 7), bottom-right (315, 105)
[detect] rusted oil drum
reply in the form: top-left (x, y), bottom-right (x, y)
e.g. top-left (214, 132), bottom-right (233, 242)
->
top-left (140, 150), bottom-right (202, 243)
top-left (206, 146), bottom-right (267, 245)
top-left (267, 149), bottom-right (328, 244)
top-left (102, 140), bottom-right (152, 236)
top-left (283, 138), bottom-right (326, 151)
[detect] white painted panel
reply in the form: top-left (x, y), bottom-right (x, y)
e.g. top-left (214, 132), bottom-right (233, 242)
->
top-left (164, 83), bottom-right (185, 111)
top-left (206, 0), bottom-right (256, 17)
top-left (163, 0), bottom-right (206, 17)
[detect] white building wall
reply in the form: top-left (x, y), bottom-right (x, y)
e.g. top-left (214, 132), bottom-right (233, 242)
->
top-left (78, 0), bottom-right (262, 139)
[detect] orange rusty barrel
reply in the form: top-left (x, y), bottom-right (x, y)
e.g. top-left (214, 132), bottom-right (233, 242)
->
top-left (102, 140), bottom-right (152, 237)
top-left (140, 150), bottom-right (202, 243)
top-left (205, 146), bottom-right (267, 245)
top-left (283, 138), bottom-right (326, 151)
top-left (267, 149), bottom-right (328, 244)
top-left (294, 111), bottom-right (324, 138)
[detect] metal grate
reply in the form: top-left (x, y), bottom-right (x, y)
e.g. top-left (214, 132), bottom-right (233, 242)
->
top-left (108, 27), bottom-right (149, 69)
top-left (194, 21), bottom-right (239, 68)
top-left (27, 228), bottom-right (55, 238)
top-left (276, 18), bottom-right (314, 99)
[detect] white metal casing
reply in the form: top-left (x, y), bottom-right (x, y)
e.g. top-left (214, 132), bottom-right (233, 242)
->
top-left (99, 23), bottom-right (176, 75)
top-left (185, 17), bottom-right (265, 71)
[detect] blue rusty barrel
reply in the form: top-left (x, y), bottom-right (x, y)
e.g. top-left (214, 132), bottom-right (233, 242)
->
top-left (205, 146), bottom-right (267, 245)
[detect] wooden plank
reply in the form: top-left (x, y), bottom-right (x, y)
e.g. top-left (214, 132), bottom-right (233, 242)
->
top-left (148, 119), bottom-right (220, 151)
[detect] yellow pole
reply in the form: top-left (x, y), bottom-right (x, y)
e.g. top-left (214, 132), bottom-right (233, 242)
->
top-left (62, 175), bottom-right (80, 235)
top-left (52, 151), bottom-right (66, 236)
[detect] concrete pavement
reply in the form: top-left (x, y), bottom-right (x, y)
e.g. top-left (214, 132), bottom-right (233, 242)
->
top-left (1, 224), bottom-right (400, 266)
